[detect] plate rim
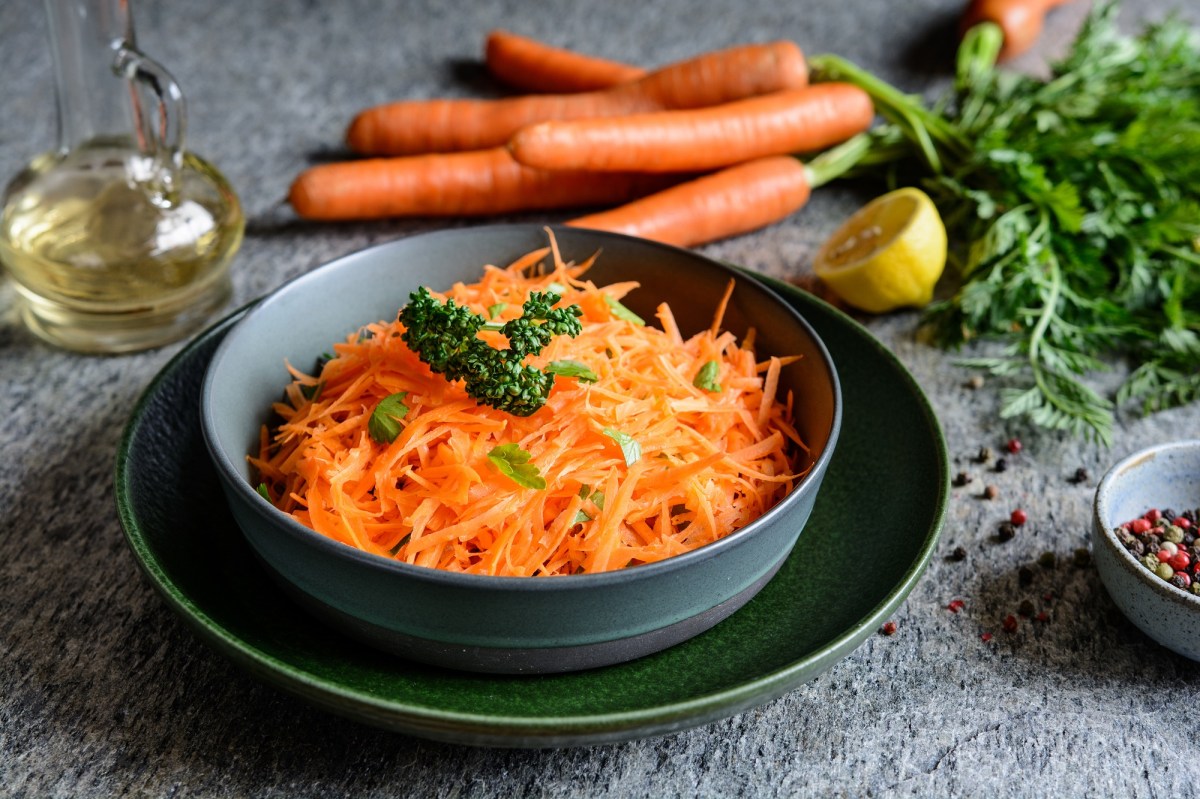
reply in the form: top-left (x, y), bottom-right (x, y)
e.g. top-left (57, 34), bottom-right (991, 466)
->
top-left (114, 263), bottom-right (947, 748)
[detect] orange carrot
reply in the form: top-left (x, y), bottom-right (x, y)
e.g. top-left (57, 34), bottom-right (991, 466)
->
top-left (485, 29), bottom-right (646, 93)
top-left (960, 0), bottom-right (1074, 60)
top-left (509, 83), bottom-right (874, 173)
top-left (346, 41), bottom-right (808, 156)
top-left (250, 233), bottom-right (803, 576)
top-left (568, 155), bottom-right (811, 248)
top-left (287, 147), bottom-right (679, 221)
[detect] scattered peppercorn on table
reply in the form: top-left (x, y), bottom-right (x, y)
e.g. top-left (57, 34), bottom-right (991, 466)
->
top-left (2, 0), bottom-right (1199, 796)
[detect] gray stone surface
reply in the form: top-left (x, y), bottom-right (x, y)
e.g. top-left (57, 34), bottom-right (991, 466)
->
top-left (2, 0), bottom-right (1198, 796)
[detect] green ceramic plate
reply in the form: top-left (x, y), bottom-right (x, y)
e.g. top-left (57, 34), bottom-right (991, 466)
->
top-left (114, 274), bottom-right (947, 748)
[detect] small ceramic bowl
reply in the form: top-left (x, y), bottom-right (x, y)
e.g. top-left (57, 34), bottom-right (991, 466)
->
top-left (200, 224), bottom-right (841, 674)
top-left (1092, 440), bottom-right (1200, 661)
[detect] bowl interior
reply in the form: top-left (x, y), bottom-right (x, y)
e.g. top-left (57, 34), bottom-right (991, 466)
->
top-left (201, 224), bottom-right (840, 574)
top-left (1096, 441), bottom-right (1200, 537)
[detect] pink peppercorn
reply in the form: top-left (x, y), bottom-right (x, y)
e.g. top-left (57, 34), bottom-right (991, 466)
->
top-left (1176, 572), bottom-right (1192, 588)
top-left (1131, 518), bottom-right (1152, 534)
top-left (1011, 508), bottom-right (1028, 526)
top-left (1002, 614), bottom-right (1018, 633)
top-left (1170, 551), bottom-right (1191, 572)
top-left (1157, 549), bottom-right (1173, 563)
top-left (1175, 517), bottom-right (1192, 530)
top-left (947, 599), bottom-right (965, 613)
top-left (981, 632), bottom-right (993, 642)
top-left (1146, 509), bottom-right (1162, 523)
top-left (881, 621), bottom-right (898, 636)
top-left (1006, 438), bottom-right (1022, 454)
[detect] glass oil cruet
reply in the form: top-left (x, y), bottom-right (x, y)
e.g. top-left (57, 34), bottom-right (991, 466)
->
top-left (0, 0), bottom-right (244, 353)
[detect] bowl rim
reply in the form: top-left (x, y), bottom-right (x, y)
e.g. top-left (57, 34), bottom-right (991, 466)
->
top-left (1093, 438), bottom-right (1200, 606)
top-left (200, 224), bottom-right (844, 590)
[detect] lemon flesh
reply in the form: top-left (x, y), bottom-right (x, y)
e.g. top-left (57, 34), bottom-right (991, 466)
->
top-left (813, 188), bottom-right (947, 314)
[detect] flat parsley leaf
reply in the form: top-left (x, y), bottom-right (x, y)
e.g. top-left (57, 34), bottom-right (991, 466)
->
top-left (573, 484), bottom-right (605, 523)
top-left (603, 428), bottom-right (641, 466)
top-left (368, 392), bottom-right (410, 443)
top-left (604, 295), bottom-right (645, 326)
top-left (693, 360), bottom-right (722, 392)
top-left (487, 443), bottom-right (547, 490)
top-left (546, 359), bottom-right (599, 383)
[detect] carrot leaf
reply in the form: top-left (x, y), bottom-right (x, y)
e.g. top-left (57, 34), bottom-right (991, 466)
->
top-left (487, 443), bottom-right (547, 490)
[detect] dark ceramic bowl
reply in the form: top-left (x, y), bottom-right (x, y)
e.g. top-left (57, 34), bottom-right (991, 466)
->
top-left (1093, 440), bottom-right (1200, 661)
top-left (200, 225), bottom-right (841, 674)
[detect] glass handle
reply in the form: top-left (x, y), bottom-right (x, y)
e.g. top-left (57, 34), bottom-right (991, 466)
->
top-left (112, 43), bottom-right (186, 195)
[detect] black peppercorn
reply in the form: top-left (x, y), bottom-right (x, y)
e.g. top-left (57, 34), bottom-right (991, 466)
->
top-left (1019, 565), bottom-right (1035, 586)
top-left (997, 521), bottom-right (1016, 541)
top-left (1018, 599), bottom-right (1035, 617)
top-left (1069, 467), bottom-right (1089, 484)
top-left (994, 458), bottom-right (1007, 473)
top-left (951, 545), bottom-right (967, 561)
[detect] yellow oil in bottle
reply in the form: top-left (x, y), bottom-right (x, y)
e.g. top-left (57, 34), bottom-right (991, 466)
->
top-left (0, 140), bottom-right (244, 353)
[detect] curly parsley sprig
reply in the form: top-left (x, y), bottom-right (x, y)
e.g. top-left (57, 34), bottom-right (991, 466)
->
top-left (398, 287), bottom-right (584, 416)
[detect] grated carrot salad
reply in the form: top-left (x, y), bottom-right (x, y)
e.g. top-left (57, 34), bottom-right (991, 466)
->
top-left (250, 233), bottom-right (807, 576)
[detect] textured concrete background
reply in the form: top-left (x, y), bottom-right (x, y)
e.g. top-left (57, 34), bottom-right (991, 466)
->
top-left (2, 0), bottom-right (1199, 796)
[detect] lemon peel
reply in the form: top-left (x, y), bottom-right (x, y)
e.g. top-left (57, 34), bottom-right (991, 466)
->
top-left (813, 187), bottom-right (947, 314)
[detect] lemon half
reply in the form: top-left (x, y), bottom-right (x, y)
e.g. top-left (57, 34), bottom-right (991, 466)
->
top-left (813, 187), bottom-right (947, 314)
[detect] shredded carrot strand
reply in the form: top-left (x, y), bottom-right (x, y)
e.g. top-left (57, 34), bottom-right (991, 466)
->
top-left (249, 232), bottom-right (806, 576)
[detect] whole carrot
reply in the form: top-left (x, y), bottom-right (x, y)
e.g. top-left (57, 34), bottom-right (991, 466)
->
top-left (960, 0), bottom-right (1074, 60)
top-left (509, 83), bottom-right (874, 173)
top-left (566, 155), bottom-right (811, 248)
top-left (346, 41), bottom-right (808, 156)
top-left (287, 148), bottom-right (679, 221)
top-left (485, 30), bottom-right (646, 93)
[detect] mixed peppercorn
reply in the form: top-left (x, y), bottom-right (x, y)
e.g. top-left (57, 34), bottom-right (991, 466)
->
top-left (1114, 507), bottom-right (1200, 593)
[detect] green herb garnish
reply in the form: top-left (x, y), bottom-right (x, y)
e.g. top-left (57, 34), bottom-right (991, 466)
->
top-left (398, 287), bottom-right (583, 417)
top-left (604, 295), bottom-right (645, 326)
top-left (487, 443), bottom-right (547, 490)
top-left (256, 483), bottom-right (272, 501)
top-left (299, 380), bottom-right (324, 401)
top-left (546, 359), bottom-right (599, 383)
top-left (368, 391), bottom-right (410, 443)
top-left (807, 1), bottom-right (1200, 444)
top-left (603, 428), bottom-right (642, 466)
top-left (573, 484), bottom-right (605, 523)
top-left (693, 360), bottom-right (722, 392)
